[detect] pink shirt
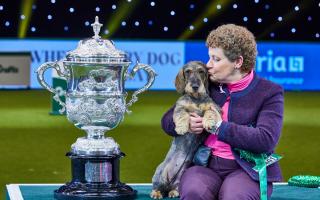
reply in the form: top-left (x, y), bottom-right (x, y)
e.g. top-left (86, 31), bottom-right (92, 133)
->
top-left (204, 70), bottom-right (254, 160)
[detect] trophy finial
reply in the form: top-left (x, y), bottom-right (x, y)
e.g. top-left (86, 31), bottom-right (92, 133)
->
top-left (91, 16), bottom-right (103, 40)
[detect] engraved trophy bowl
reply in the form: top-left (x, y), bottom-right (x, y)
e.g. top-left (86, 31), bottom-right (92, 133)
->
top-left (36, 16), bottom-right (156, 200)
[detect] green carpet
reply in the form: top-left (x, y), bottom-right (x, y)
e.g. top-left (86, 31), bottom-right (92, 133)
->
top-left (0, 90), bottom-right (320, 198)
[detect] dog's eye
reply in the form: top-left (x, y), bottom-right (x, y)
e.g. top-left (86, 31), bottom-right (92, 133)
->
top-left (185, 70), bottom-right (191, 75)
top-left (199, 70), bottom-right (205, 74)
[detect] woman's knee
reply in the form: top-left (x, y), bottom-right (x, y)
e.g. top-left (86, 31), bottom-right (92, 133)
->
top-left (218, 169), bottom-right (273, 200)
top-left (180, 187), bottom-right (211, 200)
top-left (180, 166), bottom-right (221, 200)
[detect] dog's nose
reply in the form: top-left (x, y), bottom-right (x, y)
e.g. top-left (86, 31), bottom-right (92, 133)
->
top-left (192, 86), bottom-right (199, 91)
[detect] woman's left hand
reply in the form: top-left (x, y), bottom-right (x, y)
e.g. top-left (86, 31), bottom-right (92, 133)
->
top-left (189, 113), bottom-right (204, 134)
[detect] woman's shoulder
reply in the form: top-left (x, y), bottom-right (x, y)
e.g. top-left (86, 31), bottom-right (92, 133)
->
top-left (255, 75), bottom-right (284, 93)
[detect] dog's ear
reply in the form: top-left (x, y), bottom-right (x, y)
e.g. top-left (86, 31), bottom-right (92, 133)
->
top-left (196, 61), bottom-right (209, 93)
top-left (203, 67), bottom-right (209, 93)
top-left (175, 68), bottom-right (186, 94)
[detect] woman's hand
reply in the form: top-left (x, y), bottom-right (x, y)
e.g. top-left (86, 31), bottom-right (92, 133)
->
top-left (189, 113), bottom-right (204, 134)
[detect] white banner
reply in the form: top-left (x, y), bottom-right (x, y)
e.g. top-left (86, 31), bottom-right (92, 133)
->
top-left (0, 52), bottom-right (31, 87)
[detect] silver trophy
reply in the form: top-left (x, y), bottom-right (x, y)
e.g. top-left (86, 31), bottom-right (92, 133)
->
top-left (36, 16), bottom-right (156, 200)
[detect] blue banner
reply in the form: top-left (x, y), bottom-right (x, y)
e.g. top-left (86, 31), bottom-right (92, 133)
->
top-left (185, 42), bottom-right (320, 91)
top-left (256, 42), bottom-right (320, 90)
top-left (0, 39), bottom-right (319, 90)
top-left (0, 39), bottom-right (184, 90)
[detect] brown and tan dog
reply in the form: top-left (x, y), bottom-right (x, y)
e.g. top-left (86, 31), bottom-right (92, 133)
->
top-left (150, 61), bottom-right (221, 199)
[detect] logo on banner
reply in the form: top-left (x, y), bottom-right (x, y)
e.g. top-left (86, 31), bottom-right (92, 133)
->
top-left (127, 51), bottom-right (181, 66)
top-left (32, 50), bottom-right (67, 64)
top-left (0, 53), bottom-right (30, 86)
top-left (126, 51), bottom-right (182, 82)
top-left (0, 64), bottom-right (19, 73)
top-left (256, 50), bottom-right (304, 85)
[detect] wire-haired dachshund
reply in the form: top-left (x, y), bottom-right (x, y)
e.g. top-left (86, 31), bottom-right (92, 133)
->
top-left (151, 61), bottom-right (221, 199)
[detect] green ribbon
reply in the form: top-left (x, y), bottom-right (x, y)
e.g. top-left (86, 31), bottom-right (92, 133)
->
top-left (236, 149), bottom-right (282, 200)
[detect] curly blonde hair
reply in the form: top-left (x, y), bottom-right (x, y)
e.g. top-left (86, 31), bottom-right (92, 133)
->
top-left (206, 24), bottom-right (257, 73)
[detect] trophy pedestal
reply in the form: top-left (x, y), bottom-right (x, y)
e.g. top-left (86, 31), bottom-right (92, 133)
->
top-left (54, 152), bottom-right (137, 200)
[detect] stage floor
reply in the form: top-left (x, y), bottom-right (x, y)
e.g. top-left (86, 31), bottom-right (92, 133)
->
top-left (6, 183), bottom-right (320, 200)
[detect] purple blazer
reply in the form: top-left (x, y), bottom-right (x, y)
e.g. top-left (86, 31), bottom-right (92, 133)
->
top-left (161, 73), bottom-right (284, 182)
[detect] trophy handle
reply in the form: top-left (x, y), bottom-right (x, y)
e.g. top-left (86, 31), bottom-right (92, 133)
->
top-left (36, 61), bottom-right (70, 114)
top-left (125, 61), bottom-right (156, 113)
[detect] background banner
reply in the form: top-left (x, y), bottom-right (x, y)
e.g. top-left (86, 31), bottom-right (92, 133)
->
top-left (0, 39), bottom-right (319, 90)
top-left (185, 42), bottom-right (320, 91)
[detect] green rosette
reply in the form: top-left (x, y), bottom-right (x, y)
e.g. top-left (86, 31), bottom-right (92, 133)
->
top-left (288, 175), bottom-right (320, 188)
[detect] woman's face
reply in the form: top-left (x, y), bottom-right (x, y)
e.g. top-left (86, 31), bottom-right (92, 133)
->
top-left (206, 47), bottom-right (238, 83)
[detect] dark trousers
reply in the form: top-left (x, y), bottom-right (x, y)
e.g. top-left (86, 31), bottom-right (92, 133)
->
top-left (179, 155), bottom-right (273, 200)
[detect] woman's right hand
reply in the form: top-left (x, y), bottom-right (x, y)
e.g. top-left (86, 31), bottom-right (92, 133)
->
top-left (189, 113), bottom-right (204, 134)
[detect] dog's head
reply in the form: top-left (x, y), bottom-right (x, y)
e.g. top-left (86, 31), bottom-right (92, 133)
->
top-left (175, 61), bottom-right (209, 98)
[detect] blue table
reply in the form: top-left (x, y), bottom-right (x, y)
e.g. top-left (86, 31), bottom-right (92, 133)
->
top-left (6, 183), bottom-right (320, 200)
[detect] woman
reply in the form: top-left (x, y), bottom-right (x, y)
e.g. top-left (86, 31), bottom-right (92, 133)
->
top-left (161, 24), bottom-right (284, 200)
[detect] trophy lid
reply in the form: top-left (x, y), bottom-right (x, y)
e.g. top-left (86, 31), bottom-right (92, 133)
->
top-left (65, 16), bottom-right (130, 64)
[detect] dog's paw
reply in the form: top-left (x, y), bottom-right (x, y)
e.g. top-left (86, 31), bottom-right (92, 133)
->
top-left (150, 190), bottom-right (163, 199)
top-left (168, 189), bottom-right (179, 198)
top-left (202, 117), bottom-right (216, 131)
top-left (175, 125), bottom-right (188, 135)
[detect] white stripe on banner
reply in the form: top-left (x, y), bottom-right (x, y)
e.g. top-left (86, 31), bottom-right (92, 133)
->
top-left (6, 184), bottom-right (24, 200)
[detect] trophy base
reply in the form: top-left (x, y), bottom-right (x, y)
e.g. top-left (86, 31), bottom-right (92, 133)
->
top-left (54, 182), bottom-right (137, 200)
top-left (54, 152), bottom-right (137, 200)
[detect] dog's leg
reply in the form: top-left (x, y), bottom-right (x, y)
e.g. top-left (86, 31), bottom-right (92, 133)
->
top-left (173, 107), bottom-right (190, 135)
top-left (168, 189), bottom-right (179, 198)
top-left (150, 189), bottom-right (163, 199)
top-left (201, 103), bottom-right (221, 131)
